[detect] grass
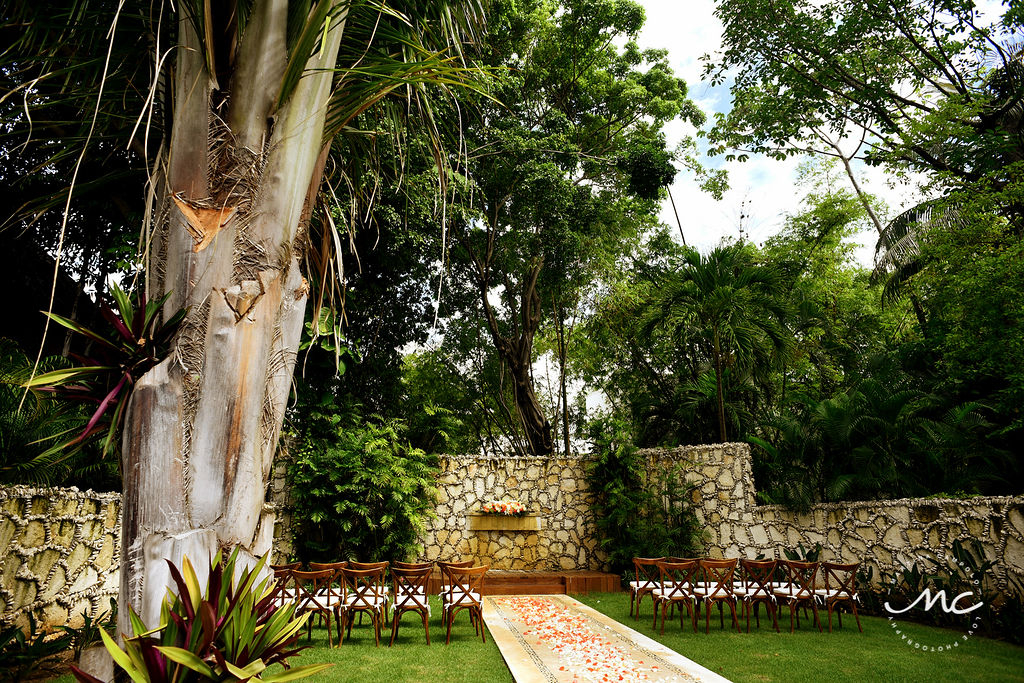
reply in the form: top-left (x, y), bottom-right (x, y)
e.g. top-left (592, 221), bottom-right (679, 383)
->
top-left (49, 592), bottom-right (1024, 682)
top-left (575, 592), bottom-right (1024, 683)
top-left (264, 597), bottom-right (512, 683)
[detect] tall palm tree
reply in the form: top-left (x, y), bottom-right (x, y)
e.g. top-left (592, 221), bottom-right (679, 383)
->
top-left (648, 245), bottom-right (791, 442)
top-left (2, 0), bottom-right (486, 632)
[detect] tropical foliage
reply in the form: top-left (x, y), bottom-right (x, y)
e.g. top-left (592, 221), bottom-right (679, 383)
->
top-left (72, 549), bottom-right (330, 683)
top-left (286, 411), bottom-right (438, 563)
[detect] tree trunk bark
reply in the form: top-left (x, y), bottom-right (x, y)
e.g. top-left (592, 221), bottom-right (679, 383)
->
top-left (713, 329), bottom-right (728, 443)
top-left (119, 3), bottom-right (345, 633)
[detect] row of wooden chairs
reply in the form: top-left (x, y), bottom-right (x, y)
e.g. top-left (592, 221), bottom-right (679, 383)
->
top-left (629, 557), bottom-right (862, 635)
top-left (271, 559), bottom-right (490, 647)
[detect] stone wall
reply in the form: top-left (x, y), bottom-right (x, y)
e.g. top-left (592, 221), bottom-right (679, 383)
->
top-left (653, 444), bottom-right (1024, 592)
top-left (417, 455), bottom-right (607, 570)
top-left (0, 486), bottom-right (120, 628)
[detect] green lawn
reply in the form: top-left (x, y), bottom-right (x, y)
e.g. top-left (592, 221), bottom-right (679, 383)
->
top-left (52, 593), bottom-right (1024, 682)
top-left (576, 592), bottom-right (1024, 683)
top-left (269, 597), bottom-right (513, 683)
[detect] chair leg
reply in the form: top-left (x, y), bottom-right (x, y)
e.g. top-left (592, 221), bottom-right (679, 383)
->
top-left (660, 601), bottom-right (667, 635)
top-left (731, 600), bottom-right (741, 633)
top-left (838, 604), bottom-right (843, 629)
top-left (326, 612), bottom-right (334, 648)
top-left (390, 610), bottom-right (400, 647)
top-left (423, 610), bottom-right (431, 645)
top-left (789, 602), bottom-right (795, 633)
top-left (478, 607), bottom-right (486, 644)
top-left (811, 600), bottom-right (823, 633)
top-left (828, 602), bottom-right (834, 633)
top-left (745, 599), bottom-right (751, 633)
top-left (445, 609), bottom-right (453, 645)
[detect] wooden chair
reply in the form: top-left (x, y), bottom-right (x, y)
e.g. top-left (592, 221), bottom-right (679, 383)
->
top-left (443, 565), bottom-right (489, 644)
top-left (773, 560), bottom-right (823, 633)
top-left (735, 559), bottom-right (779, 632)
top-left (292, 569), bottom-right (341, 646)
top-left (389, 566), bottom-right (433, 646)
top-left (309, 560), bottom-right (348, 572)
top-left (270, 563), bottom-right (300, 609)
top-left (814, 562), bottom-right (862, 632)
top-left (339, 566), bottom-right (389, 646)
top-left (651, 560), bottom-right (698, 634)
top-left (629, 557), bottom-right (665, 621)
top-left (347, 561), bottom-right (390, 622)
top-left (393, 560), bottom-right (433, 570)
top-left (693, 559), bottom-right (742, 633)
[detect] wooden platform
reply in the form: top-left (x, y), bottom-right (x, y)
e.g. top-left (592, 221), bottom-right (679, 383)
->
top-left (428, 570), bottom-right (620, 596)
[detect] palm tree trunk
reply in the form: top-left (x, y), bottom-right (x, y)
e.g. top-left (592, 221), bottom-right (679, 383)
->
top-left (119, 4), bottom-right (345, 633)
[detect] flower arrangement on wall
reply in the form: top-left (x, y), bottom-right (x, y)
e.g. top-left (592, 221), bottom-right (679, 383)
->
top-left (479, 498), bottom-right (528, 517)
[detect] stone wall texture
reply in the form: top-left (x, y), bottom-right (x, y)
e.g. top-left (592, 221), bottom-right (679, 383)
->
top-left (6, 441), bottom-right (1023, 626)
top-left (640, 444), bottom-right (1024, 592)
top-left (0, 486), bottom-right (120, 628)
top-left (417, 455), bottom-right (606, 570)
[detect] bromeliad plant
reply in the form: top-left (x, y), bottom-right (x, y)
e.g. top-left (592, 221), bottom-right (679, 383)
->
top-left (24, 282), bottom-right (185, 458)
top-left (71, 549), bottom-right (331, 683)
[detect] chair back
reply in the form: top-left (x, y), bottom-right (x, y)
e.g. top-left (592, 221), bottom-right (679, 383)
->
top-left (392, 566), bottom-right (432, 611)
top-left (446, 565), bottom-right (489, 609)
top-left (292, 568), bottom-right (339, 612)
top-left (699, 558), bottom-right (737, 598)
top-left (656, 560), bottom-right (698, 600)
top-left (309, 561), bottom-right (348, 571)
top-left (667, 556), bottom-right (700, 563)
top-left (821, 561), bottom-right (859, 598)
top-left (438, 559), bottom-right (475, 595)
top-left (739, 559), bottom-right (776, 598)
top-left (271, 562), bottom-right (301, 580)
top-left (348, 560), bottom-right (388, 571)
top-left (393, 560), bottom-right (433, 571)
top-left (633, 557), bottom-right (665, 591)
top-left (780, 560), bottom-right (819, 598)
top-left (341, 566), bottom-right (387, 609)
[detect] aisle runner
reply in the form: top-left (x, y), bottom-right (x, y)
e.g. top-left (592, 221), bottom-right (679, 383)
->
top-left (483, 595), bottom-right (731, 683)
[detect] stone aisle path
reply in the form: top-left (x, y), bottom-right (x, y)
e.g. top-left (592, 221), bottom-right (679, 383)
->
top-left (483, 595), bottom-right (731, 683)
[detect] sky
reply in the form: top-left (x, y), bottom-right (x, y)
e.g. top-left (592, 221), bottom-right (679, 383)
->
top-left (633, 0), bottom-right (937, 265)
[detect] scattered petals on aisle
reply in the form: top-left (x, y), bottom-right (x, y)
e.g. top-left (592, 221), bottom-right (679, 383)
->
top-left (495, 597), bottom-right (691, 682)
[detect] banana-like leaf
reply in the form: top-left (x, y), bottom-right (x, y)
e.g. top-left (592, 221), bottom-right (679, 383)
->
top-left (155, 645), bottom-right (216, 676)
top-left (260, 663), bottom-right (336, 682)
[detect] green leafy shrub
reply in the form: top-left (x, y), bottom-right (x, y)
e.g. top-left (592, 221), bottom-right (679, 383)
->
top-left (72, 549), bottom-right (329, 682)
top-left (286, 414), bottom-right (438, 563)
top-left (0, 338), bottom-right (116, 487)
top-left (0, 613), bottom-right (72, 682)
top-left (59, 598), bottom-right (116, 661)
top-left (856, 539), bottom-right (1024, 645)
top-left (586, 417), bottom-right (704, 579)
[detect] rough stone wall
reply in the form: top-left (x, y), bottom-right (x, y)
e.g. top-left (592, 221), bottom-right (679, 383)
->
top-left (417, 455), bottom-right (608, 570)
top-left (0, 486), bottom-right (120, 628)
top-left (664, 444), bottom-right (1024, 593)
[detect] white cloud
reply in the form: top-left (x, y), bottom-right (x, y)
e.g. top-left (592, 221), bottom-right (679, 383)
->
top-left (633, 0), bottom-right (1000, 266)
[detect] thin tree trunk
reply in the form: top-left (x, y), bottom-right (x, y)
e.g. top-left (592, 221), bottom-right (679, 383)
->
top-left (119, 3), bottom-right (345, 633)
top-left (713, 329), bottom-right (727, 443)
top-left (829, 133), bottom-right (929, 331)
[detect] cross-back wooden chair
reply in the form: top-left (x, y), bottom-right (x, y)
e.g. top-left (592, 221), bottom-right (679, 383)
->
top-left (270, 563), bottom-right (301, 610)
top-left (630, 557), bottom-right (665, 621)
top-left (735, 559), bottom-right (779, 633)
top-left (693, 558), bottom-right (742, 633)
top-left (338, 565), bottom-right (389, 647)
top-left (814, 561), bottom-right (862, 633)
top-left (443, 564), bottom-right (489, 644)
top-left (291, 568), bottom-right (341, 646)
top-left (393, 560), bottom-right (433, 570)
top-left (347, 560), bottom-right (390, 622)
top-left (389, 566), bottom-right (433, 646)
top-left (309, 560), bottom-right (348, 572)
top-left (652, 560), bottom-right (698, 634)
top-left (773, 560), bottom-right (823, 633)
